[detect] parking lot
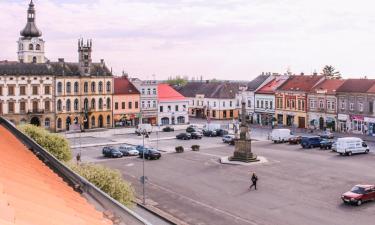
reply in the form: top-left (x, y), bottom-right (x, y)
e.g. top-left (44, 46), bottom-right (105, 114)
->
top-left (70, 129), bottom-right (375, 225)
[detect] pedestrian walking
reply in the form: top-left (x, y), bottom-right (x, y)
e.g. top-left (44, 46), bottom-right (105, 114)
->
top-left (249, 173), bottom-right (258, 190)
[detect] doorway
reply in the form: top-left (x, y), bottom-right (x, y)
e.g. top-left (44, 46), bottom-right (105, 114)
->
top-left (298, 117), bottom-right (306, 128)
top-left (30, 117), bottom-right (40, 126)
top-left (98, 115), bottom-right (103, 128)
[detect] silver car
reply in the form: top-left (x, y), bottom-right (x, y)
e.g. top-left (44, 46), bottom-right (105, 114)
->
top-left (118, 145), bottom-right (139, 156)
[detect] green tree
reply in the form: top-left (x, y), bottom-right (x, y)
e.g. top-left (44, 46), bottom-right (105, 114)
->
top-left (322, 65), bottom-right (341, 79)
top-left (166, 75), bottom-right (188, 86)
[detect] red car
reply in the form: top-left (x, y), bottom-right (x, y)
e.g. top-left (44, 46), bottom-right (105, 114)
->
top-left (341, 184), bottom-right (375, 206)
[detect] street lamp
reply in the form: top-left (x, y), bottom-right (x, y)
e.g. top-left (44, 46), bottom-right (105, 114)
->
top-left (140, 129), bottom-right (149, 205)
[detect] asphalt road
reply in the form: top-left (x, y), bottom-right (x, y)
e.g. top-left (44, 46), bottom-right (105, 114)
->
top-left (71, 133), bottom-right (375, 225)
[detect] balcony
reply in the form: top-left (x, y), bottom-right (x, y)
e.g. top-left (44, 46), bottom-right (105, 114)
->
top-left (27, 109), bottom-right (45, 115)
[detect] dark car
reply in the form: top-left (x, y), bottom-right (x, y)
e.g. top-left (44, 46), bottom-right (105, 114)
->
top-left (162, 126), bottom-right (174, 132)
top-left (191, 132), bottom-right (202, 139)
top-left (186, 126), bottom-right (198, 133)
top-left (319, 131), bottom-right (334, 139)
top-left (342, 185), bottom-right (375, 206)
top-left (203, 129), bottom-right (217, 137)
top-left (319, 139), bottom-right (334, 150)
top-left (102, 146), bottom-right (122, 158)
top-left (215, 129), bottom-right (229, 137)
top-left (140, 149), bottom-right (161, 160)
top-left (301, 136), bottom-right (322, 149)
top-left (176, 133), bottom-right (192, 140)
top-left (288, 135), bottom-right (302, 144)
top-left (135, 145), bottom-right (151, 155)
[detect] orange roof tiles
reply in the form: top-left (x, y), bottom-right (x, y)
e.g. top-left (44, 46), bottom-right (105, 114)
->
top-left (277, 75), bottom-right (324, 92)
top-left (0, 125), bottom-right (113, 225)
top-left (158, 83), bottom-right (186, 101)
top-left (310, 79), bottom-right (345, 95)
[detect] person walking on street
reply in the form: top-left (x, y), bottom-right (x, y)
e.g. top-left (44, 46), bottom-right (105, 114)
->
top-left (250, 173), bottom-right (258, 190)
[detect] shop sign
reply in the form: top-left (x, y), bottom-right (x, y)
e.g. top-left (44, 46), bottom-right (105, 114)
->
top-left (364, 117), bottom-right (375, 123)
top-left (338, 114), bottom-right (348, 121)
top-left (350, 115), bottom-right (364, 121)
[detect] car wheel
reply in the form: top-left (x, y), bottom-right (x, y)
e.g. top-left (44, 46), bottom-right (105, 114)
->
top-left (357, 200), bottom-right (362, 206)
top-left (347, 151), bottom-right (352, 156)
top-left (308, 145), bottom-right (312, 149)
top-left (365, 149), bottom-right (369, 154)
top-left (339, 153), bottom-right (343, 156)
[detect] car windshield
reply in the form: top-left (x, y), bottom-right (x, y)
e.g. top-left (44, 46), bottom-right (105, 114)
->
top-left (351, 186), bottom-right (365, 194)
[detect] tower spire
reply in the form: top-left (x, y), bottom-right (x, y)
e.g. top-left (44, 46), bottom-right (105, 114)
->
top-left (20, 0), bottom-right (42, 37)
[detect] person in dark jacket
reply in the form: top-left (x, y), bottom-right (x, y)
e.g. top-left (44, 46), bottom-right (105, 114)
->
top-left (249, 173), bottom-right (258, 190)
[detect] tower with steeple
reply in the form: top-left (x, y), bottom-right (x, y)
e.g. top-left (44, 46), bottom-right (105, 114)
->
top-left (17, 0), bottom-right (45, 63)
top-left (78, 38), bottom-right (92, 75)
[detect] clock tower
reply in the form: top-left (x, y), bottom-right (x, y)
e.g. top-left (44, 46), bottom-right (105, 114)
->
top-left (17, 0), bottom-right (45, 63)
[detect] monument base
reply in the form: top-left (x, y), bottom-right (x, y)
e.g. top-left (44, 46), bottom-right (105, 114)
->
top-left (230, 139), bottom-right (259, 163)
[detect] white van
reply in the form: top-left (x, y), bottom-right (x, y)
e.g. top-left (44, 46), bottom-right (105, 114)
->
top-left (270, 129), bottom-right (292, 143)
top-left (135, 124), bottom-right (152, 135)
top-left (336, 137), bottom-right (370, 156)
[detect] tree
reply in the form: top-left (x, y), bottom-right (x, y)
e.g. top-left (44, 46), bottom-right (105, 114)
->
top-left (322, 65), bottom-right (341, 79)
top-left (166, 75), bottom-right (188, 86)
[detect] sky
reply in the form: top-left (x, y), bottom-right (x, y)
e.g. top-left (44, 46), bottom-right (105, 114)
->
top-left (0, 0), bottom-right (375, 80)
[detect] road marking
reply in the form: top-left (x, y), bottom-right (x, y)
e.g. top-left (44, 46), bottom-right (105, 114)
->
top-left (126, 163), bottom-right (134, 167)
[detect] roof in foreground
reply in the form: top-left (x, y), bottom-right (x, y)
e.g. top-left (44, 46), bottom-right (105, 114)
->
top-left (0, 125), bottom-right (113, 225)
top-left (158, 83), bottom-right (186, 101)
top-left (336, 78), bottom-right (375, 93)
top-left (277, 75), bottom-right (324, 92)
top-left (175, 82), bottom-right (240, 99)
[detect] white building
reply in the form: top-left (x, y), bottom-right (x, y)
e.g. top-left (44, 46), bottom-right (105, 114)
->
top-left (131, 78), bottom-right (158, 125)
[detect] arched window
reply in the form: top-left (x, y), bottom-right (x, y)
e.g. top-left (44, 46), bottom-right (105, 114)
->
top-left (44, 118), bottom-right (50, 128)
top-left (106, 81), bottom-right (111, 92)
top-left (91, 116), bottom-right (95, 127)
top-left (32, 57), bottom-right (37, 63)
top-left (84, 82), bottom-right (88, 93)
top-left (36, 44), bottom-right (41, 50)
top-left (29, 44), bottom-right (33, 50)
top-left (57, 100), bottom-right (62, 111)
top-left (84, 98), bottom-right (88, 111)
top-left (98, 81), bottom-right (103, 93)
top-left (106, 115), bottom-right (111, 125)
top-left (66, 82), bottom-right (71, 93)
top-left (57, 82), bottom-right (63, 93)
top-left (91, 98), bottom-right (96, 110)
top-left (74, 82), bottom-right (79, 93)
top-left (91, 82), bottom-right (96, 93)
top-left (66, 99), bottom-right (71, 112)
top-left (57, 118), bottom-right (62, 129)
top-left (106, 98), bottom-right (111, 110)
top-left (74, 99), bottom-right (79, 111)
top-left (99, 98), bottom-right (103, 110)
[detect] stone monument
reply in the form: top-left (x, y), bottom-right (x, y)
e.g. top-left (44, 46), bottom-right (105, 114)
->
top-left (230, 100), bottom-right (259, 162)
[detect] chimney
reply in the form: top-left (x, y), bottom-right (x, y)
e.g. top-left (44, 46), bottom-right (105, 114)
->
top-left (300, 72), bottom-right (304, 76)
top-left (313, 72), bottom-right (318, 75)
top-left (100, 59), bottom-right (105, 68)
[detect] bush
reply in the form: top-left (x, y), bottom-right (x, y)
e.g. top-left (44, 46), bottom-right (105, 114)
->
top-left (69, 163), bottom-right (135, 207)
top-left (175, 146), bottom-right (184, 153)
top-left (18, 124), bottom-right (72, 162)
top-left (191, 145), bottom-right (200, 151)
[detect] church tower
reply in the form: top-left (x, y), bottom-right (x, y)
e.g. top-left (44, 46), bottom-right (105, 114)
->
top-left (78, 38), bottom-right (92, 75)
top-left (18, 0), bottom-right (45, 63)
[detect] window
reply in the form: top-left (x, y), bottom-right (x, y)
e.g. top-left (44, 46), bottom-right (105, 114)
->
top-left (261, 101), bottom-right (264, 109)
top-left (45, 86), bottom-right (50, 95)
top-left (8, 86), bottom-right (14, 96)
top-left (84, 98), bottom-right (88, 111)
top-left (32, 57), bottom-right (37, 63)
top-left (84, 82), bottom-right (88, 93)
top-left (212, 110), bottom-right (216, 118)
top-left (45, 101), bottom-right (50, 112)
top-left (98, 82), bottom-right (103, 92)
top-left (32, 101), bottom-right (38, 112)
top-left (107, 115), bottom-right (111, 125)
top-left (350, 102), bottom-right (354, 111)
top-left (230, 101), bottom-right (232, 107)
top-left (327, 101), bottom-right (331, 110)
top-left (20, 86), bottom-right (26, 95)
top-left (370, 101), bottom-right (374, 114)
top-left (36, 44), bottom-right (40, 50)
top-left (66, 99), bottom-right (71, 112)
top-left (99, 98), bottom-right (103, 110)
top-left (29, 44), bottom-right (33, 50)
top-left (183, 105), bottom-right (186, 110)
top-left (297, 100), bottom-right (301, 110)
top-left (270, 101), bottom-right (273, 109)
top-left (358, 102), bottom-right (363, 112)
top-left (45, 118), bottom-right (50, 128)
top-left (248, 100), bottom-right (251, 108)
top-left (153, 101), bottom-right (156, 108)
top-left (147, 88), bottom-right (151, 95)
top-left (142, 101), bottom-right (145, 108)
top-left (160, 106), bottom-right (163, 112)
top-left (341, 100), bottom-right (345, 110)
top-left (8, 102), bottom-right (14, 113)
top-left (74, 99), bottom-right (79, 111)
top-left (107, 98), bottom-right (111, 110)
top-left (214, 101), bottom-right (216, 107)
top-left (20, 102), bottom-right (26, 113)
top-left (286, 99), bottom-right (290, 108)
top-left (128, 102), bottom-right (132, 109)
top-left (332, 101), bottom-right (336, 111)
top-left (291, 99), bottom-right (295, 109)
top-left (257, 100), bottom-right (259, 108)
top-left (91, 99), bottom-right (96, 109)
top-left (265, 101), bottom-right (268, 109)
top-left (91, 116), bottom-right (95, 127)
top-left (106, 81), bottom-right (111, 92)
top-left (319, 100), bottom-right (324, 109)
top-left (168, 105), bottom-right (171, 111)
top-left (192, 100), bottom-right (194, 106)
top-left (57, 100), bottom-right (62, 111)
top-left (0, 86), bottom-right (2, 96)
top-left (66, 82), bottom-right (71, 93)
top-left (122, 102), bottom-right (125, 109)
top-left (175, 105), bottom-right (179, 111)
top-left (32, 86), bottom-right (38, 95)
top-left (57, 118), bottom-right (62, 129)
top-left (301, 100), bottom-right (305, 111)
top-left (57, 82), bottom-right (62, 93)
top-left (91, 82), bottom-right (96, 93)
top-left (310, 100), bottom-right (315, 109)
top-left (135, 101), bottom-right (139, 109)
top-left (74, 82), bottom-right (79, 93)
top-left (141, 89), bottom-right (145, 95)
top-left (115, 102), bottom-right (118, 110)
top-left (153, 88), bottom-right (156, 95)
top-left (223, 101), bottom-right (225, 107)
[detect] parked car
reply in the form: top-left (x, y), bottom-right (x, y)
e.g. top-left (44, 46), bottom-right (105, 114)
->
top-left (319, 131), bottom-right (334, 139)
top-left (191, 132), bottom-right (203, 139)
top-left (176, 133), bottom-right (192, 140)
top-left (135, 124), bottom-right (152, 135)
top-left (300, 136), bottom-right (322, 149)
top-left (140, 148), bottom-right (161, 160)
top-left (222, 135), bottom-right (235, 143)
top-left (319, 139), bottom-right (334, 150)
top-left (341, 184), bottom-right (375, 206)
top-left (203, 129), bottom-right (217, 137)
top-left (288, 135), bottom-right (302, 144)
top-left (336, 137), bottom-right (370, 156)
top-left (186, 126), bottom-right (198, 133)
top-left (215, 129), bottom-right (229, 137)
top-left (135, 145), bottom-right (151, 155)
top-left (229, 138), bottom-right (235, 145)
top-left (118, 145), bottom-right (139, 156)
top-left (102, 146), bottom-right (123, 158)
top-left (270, 129), bottom-right (293, 143)
top-left (162, 126), bottom-right (174, 132)
top-left (331, 141), bottom-right (337, 152)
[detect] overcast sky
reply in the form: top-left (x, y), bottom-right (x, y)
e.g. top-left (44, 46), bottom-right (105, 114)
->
top-left (0, 0), bottom-right (374, 80)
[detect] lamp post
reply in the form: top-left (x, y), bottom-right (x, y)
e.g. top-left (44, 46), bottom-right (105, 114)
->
top-left (141, 129), bottom-right (149, 205)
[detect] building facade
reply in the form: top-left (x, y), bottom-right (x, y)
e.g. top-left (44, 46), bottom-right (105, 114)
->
top-left (113, 76), bottom-right (140, 127)
top-left (158, 84), bottom-right (189, 125)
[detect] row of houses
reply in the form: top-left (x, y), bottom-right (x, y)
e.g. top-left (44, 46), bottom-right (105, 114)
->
top-left (0, 1), bottom-right (189, 132)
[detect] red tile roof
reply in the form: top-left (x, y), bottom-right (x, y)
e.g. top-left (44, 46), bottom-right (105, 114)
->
top-left (158, 83), bottom-right (186, 101)
top-left (0, 125), bottom-right (113, 225)
top-left (310, 79), bottom-right (346, 95)
top-left (256, 76), bottom-right (289, 94)
top-left (277, 75), bottom-right (324, 92)
top-left (336, 79), bottom-right (375, 93)
top-left (368, 83), bottom-right (375, 93)
top-left (114, 76), bottom-right (140, 95)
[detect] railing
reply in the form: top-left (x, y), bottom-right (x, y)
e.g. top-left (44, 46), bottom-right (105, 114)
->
top-left (27, 109), bottom-right (45, 114)
top-left (0, 117), bottom-right (151, 225)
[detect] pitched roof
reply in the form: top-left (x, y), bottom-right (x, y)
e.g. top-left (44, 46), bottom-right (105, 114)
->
top-left (310, 79), bottom-right (346, 95)
top-left (247, 74), bottom-right (271, 91)
top-left (0, 61), bottom-right (111, 76)
top-left (158, 83), bottom-right (186, 101)
top-left (277, 75), bottom-right (324, 92)
top-left (175, 82), bottom-right (240, 99)
top-left (0, 125), bottom-right (113, 225)
top-left (336, 79), bottom-right (375, 93)
top-left (256, 75), bottom-right (289, 94)
top-left (367, 83), bottom-right (375, 93)
top-left (114, 76), bottom-right (140, 95)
